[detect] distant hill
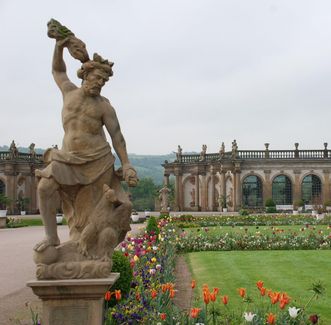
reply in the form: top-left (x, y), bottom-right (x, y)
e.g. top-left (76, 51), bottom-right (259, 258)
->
top-left (0, 145), bottom-right (175, 185)
top-left (114, 153), bottom-right (175, 184)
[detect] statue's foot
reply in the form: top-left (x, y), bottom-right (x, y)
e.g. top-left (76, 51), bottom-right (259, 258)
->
top-left (34, 237), bottom-right (60, 252)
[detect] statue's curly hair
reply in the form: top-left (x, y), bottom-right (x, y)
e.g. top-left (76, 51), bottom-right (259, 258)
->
top-left (77, 53), bottom-right (114, 81)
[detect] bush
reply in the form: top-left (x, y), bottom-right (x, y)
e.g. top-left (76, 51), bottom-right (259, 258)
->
top-left (109, 251), bottom-right (133, 307)
top-left (265, 198), bottom-right (276, 207)
top-left (146, 216), bottom-right (160, 236)
top-left (239, 209), bottom-right (249, 216)
top-left (266, 206), bottom-right (277, 213)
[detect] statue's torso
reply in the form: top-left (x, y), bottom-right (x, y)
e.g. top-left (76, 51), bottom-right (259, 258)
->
top-left (62, 89), bottom-right (108, 152)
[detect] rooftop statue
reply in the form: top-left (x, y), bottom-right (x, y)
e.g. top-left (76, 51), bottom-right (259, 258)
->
top-left (33, 19), bottom-right (138, 279)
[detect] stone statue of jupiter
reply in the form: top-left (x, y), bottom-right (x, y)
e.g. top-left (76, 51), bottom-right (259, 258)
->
top-left (33, 19), bottom-right (138, 280)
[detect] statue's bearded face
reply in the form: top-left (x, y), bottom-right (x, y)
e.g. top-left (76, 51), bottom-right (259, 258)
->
top-left (82, 69), bottom-right (106, 96)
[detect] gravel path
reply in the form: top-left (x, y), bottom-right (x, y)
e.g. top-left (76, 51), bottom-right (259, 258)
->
top-left (0, 223), bottom-right (145, 325)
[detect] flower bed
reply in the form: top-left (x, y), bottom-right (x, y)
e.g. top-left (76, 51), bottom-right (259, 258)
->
top-left (172, 214), bottom-right (331, 228)
top-left (103, 217), bottom-right (327, 324)
top-left (176, 229), bottom-right (331, 252)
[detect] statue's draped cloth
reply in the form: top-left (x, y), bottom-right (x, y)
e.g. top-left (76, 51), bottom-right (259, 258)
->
top-left (35, 143), bottom-right (116, 239)
top-left (35, 143), bottom-right (115, 185)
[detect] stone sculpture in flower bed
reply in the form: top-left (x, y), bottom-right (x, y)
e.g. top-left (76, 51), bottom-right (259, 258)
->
top-left (33, 19), bottom-right (138, 280)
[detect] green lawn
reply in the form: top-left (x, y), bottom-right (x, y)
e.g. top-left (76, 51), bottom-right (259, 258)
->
top-left (186, 250), bottom-right (331, 322)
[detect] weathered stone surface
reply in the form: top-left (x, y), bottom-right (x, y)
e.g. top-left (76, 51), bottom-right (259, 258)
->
top-left (32, 19), bottom-right (138, 280)
top-left (27, 275), bottom-right (119, 325)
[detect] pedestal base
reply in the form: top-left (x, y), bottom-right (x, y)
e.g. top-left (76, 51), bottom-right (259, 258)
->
top-left (27, 274), bottom-right (119, 325)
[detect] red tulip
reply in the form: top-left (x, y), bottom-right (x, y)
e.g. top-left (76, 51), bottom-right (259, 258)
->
top-left (104, 291), bottom-right (111, 301)
top-left (222, 295), bottom-right (229, 305)
top-left (267, 313), bottom-right (276, 324)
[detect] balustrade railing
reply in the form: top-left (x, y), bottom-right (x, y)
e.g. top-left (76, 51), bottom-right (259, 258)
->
top-left (173, 149), bottom-right (331, 164)
top-left (0, 151), bottom-right (43, 162)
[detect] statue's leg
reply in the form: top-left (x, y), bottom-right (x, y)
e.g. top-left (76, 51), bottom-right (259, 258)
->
top-left (34, 177), bottom-right (60, 252)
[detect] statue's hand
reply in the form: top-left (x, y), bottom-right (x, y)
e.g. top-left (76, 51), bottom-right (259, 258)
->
top-left (123, 164), bottom-right (138, 187)
top-left (56, 37), bottom-right (70, 49)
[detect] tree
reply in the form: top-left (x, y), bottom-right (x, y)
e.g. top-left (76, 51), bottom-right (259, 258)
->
top-left (127, 177), bottom-right (158, 211)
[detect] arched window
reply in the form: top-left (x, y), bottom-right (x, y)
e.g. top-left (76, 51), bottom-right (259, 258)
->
top-left (272, 175), bottom-right (292, 205)
top-left (302, 175), bottom-right (322, 204)
top-left (242, 175), bottom-right (263, 207)
top-left (0, 180), bottom-right (5, 195)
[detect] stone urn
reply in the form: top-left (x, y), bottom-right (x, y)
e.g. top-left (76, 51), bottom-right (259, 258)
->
top-left (131, 213), bottom-right (139, 222)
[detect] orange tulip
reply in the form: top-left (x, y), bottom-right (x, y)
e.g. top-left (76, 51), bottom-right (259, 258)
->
top-left (169, 288), bottom-right (176, 299)
top-left (160, 313), bottom-right (166, 320)
top-left (267, 313), bottom-right (276, 324)
top-left (260, 287), bottom-right (266, 296)
top-left (203, 290), bottom-right (210, 304)
top-left (190, 308), bottom-right (202, 319)
top-left (151, 289), bottom-right (158, 299)
top-left (161, 284), bottom-right (167, 293)
top-left (256, 280), bottom-right (264, 290)
top-left (238, 288), bottom-right (246, 298)
top-left (191, 280), bottom-right (196, 289)
top-left (104, 291), bottom-right (111, 301)
top-left (115, 289), bottom-right (121, 301)
top-left (213, 287), bottom-right (220, 295)
top-left (210, 292), bottom-right (217, 302)
top-left (222, 295), bottom-right (229, 305)
top-left (270, 292), bottom-right (280, 304)
top-left (279, 292), bottom-right (290, 309)
top-left (135, 292), bottom-right (141, 301)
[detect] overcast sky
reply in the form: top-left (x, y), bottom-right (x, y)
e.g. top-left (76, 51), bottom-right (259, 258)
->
top-left (1, 0), bottom-right (331, 154)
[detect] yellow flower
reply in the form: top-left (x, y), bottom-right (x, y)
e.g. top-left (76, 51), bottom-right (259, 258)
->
top-left (133, 255), bottom-right (139, 262)
top-left (151, 257), bottom-right (157, 263)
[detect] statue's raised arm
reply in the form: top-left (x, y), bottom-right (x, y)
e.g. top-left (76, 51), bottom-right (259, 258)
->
top-left (47, 19), bottom-right (89, 94)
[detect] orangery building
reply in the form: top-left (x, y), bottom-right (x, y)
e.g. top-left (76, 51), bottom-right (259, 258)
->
top-left (162, 141), bottom-right (331, 212)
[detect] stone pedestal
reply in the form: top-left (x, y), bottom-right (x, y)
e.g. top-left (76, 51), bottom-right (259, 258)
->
top-left (0, 216), bottom-right (7, 228)
top-left (27, 274), bottom-right (119, 325)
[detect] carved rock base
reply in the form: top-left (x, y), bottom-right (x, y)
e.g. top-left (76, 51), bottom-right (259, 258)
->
top-left (27, 275), bottom-right (119, 325)
top-left (34, 240), bottom-right (113, 280)
top-left (36, 260), bottom-right (112, 280)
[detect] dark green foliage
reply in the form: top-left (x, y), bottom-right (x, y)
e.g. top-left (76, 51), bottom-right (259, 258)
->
top-left (127, 177), bottom-right (158, 211)
top-left (265, 198), bottom-right (276, 207)
top-left (109, 251), bottom-right (133, 307)
top-left (239, 209), bottom-right (249, 216)
top-left (266, 206), bottom-right (277, 213)
top-left (146, 216), bottom-right (160, 236)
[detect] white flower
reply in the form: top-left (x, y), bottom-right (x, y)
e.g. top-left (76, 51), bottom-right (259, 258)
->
top-left (149, 268), bottom-right (156, 275)
top-left (288, 306), bottom-right (300, 318)
top-left (121, 247), bottom-right (126, 252)
top-left (243, 312), bottom-right (256, 322)
top-left (156, 264), bottom-right (162, 270)
top-left (152, 246), bottom-right (158, 251)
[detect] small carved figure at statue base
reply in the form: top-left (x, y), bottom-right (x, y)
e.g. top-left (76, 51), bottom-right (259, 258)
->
top-left (33, 19), bottom-right (138, 280)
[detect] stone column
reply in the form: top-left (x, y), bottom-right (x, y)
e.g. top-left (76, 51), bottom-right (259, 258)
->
top-left (235, 169), bottom-right (241, 210)
top-left (163, 174), bottom-right (170, 187)
top-left (27, 275), bottom-right (119, 325)
top-left (210, 167), bottom-right (216, 211)
top-left (323, 169), bottom-right (330, 202)
top-left (200, 172), bottom-right (207, 211)
top-left (232, 163), bottom-right (241, 211)
top-left (293, 170), bottom-right (301, 203)
top-left (263, 170), bottom-right (272, 204)
top-left (174, 171), bottom-right (180, 211)
top-left (220, 168), bottom-right (226, 198)
top-left (178, 174), bottom-right (183, 211)
top-left (195, 174), bottom-right (200, 211)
